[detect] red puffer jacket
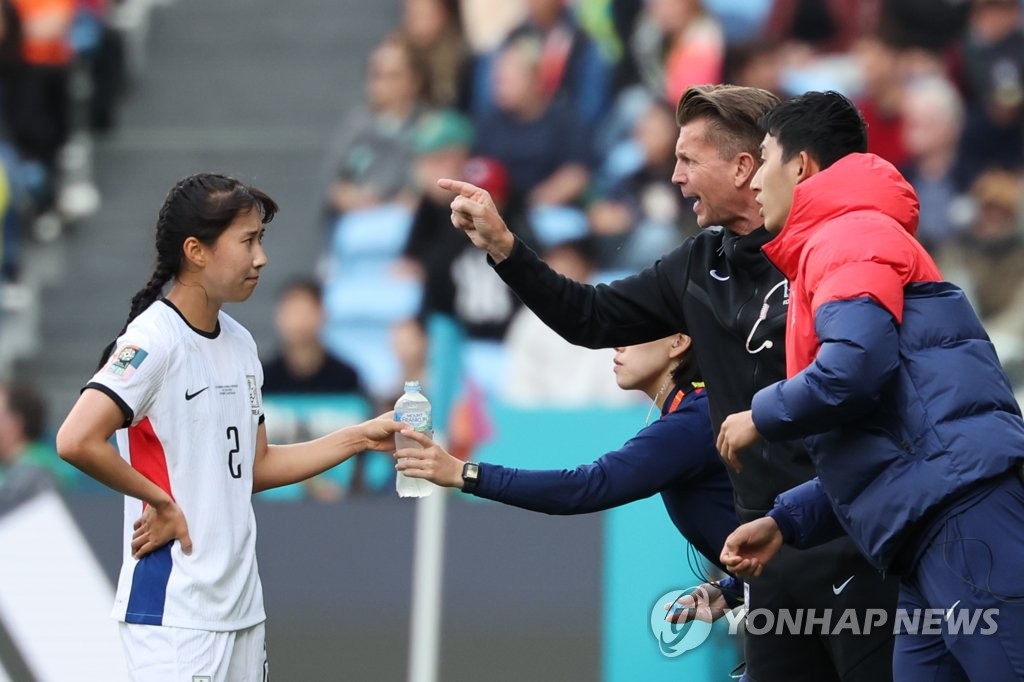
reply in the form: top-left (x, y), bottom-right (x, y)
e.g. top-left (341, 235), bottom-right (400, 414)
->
top-left (762, 153), bottom-right (942, 378)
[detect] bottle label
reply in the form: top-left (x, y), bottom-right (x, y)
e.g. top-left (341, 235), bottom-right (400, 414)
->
top-left (396, 411), bottom-right (431, 432)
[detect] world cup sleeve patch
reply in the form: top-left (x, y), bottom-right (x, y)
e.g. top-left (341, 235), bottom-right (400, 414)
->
top-left (246, 374), bottom-right (260, 414)
top-left (105, 345), bottom-right (149, 379)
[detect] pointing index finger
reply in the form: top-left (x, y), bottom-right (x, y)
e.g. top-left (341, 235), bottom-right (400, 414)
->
top-left (438, 178), bottom-right (482, 198)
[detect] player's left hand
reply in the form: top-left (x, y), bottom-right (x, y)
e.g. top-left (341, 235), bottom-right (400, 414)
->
top-left (359, 412), bottom-right (405, 452)
top-left (131, 499), bottom-right (191, 559)
top-left (717, 410), bottom-right (761, 473)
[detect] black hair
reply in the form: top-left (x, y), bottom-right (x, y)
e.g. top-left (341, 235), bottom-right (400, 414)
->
top-left (96, 173), bottom-right (278, 370)
top-left (669, 341), bottom-right (702, 390)
top-left (277, 278), bottom-right (323, 304)
top-left (722, 39), bottom-right (781, 89)
top-left (1, 383), bottom-right (46, 442)
top-left (759, 91), bottom-right (867, 170)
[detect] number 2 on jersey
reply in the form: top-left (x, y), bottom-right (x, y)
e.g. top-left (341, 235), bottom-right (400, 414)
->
top-left (226, 426), bottom-right (242, 479)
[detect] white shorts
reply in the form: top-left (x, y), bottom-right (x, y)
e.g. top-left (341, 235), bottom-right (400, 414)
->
top-left (118, 621), bottom-right (268, 682)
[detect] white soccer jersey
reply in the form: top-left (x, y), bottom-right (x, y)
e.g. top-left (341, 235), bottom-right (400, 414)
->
top-left (87, 299), bottom-right (266, 632)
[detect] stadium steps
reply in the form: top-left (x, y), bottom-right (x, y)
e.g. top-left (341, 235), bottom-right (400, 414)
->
top-left (26, 0), bottom-right (397, 427)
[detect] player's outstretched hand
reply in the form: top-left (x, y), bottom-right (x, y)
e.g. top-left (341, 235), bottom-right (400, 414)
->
top-left (717, 409), bottom-right (761, 473)
top-left (437, 178), bottom-right (515, 263)
top-left (663, 583), bottom-right (729, 624)
top-left (720, 517), bottom-right (783, 579)
top-left (132, 499), bottom-right (192, 559)
top-left (393, 429), bottom-right (463, 489)
top-left (359, 411), bottom-right (405, 453)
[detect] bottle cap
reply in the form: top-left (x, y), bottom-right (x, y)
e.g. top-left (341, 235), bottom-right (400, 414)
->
top-left (404, 380), bottom-right (421, 392)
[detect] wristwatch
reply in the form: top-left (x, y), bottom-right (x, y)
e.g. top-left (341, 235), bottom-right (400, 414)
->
top-left (461, 462), bottom-right (480, 494)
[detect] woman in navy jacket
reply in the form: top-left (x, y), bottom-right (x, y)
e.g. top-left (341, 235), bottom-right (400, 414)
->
top-left (395, 333), bottom-right (742, 609)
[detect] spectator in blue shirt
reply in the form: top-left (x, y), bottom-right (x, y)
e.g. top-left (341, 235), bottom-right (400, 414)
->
top-left (472, 34), bottom-right (592, 209)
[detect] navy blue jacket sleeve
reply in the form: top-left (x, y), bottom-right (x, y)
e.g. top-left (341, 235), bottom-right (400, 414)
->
top-left (491, 237), bottom-right (692, 347)
top-left (766, 478), bottom-right (845, 549)
top-left (473, 398), bottom-right (717, 514)
top-left (752, 297), bottom-right (901, 442)
top-left (716, 575), bottom-right (745, 609)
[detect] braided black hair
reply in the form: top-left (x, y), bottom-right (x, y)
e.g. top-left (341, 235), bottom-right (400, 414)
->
top-left (96, 173), bottom-right (278, 370)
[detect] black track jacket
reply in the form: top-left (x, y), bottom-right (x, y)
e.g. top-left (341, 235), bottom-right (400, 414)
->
top-left (492, 227), bottom-right (815, 519)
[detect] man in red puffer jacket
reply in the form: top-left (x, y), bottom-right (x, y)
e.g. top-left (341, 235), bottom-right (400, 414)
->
top-left (718, 90), bottom-right (1024, 682)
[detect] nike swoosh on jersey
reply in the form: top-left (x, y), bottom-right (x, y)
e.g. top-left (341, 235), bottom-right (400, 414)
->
top-left (945, 599), bottom-right (961, 621)
top-left (709, 269), bottom-right (730, 281)
top-left (185, 387), bottom-right (210, 401)
top-left (832, 575), bottom-right (855, 595)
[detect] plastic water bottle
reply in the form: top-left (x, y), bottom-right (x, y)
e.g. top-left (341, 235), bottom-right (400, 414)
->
top-left (394, 380), bottom-right (436, 498)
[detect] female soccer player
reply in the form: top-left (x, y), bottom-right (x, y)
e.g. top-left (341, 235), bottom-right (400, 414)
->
top-left (56, 173), bottom-right (403, 681)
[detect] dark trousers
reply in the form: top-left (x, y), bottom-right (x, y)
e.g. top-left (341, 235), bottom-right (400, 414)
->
top-left (894, 472), bottom-right (1024, 681)
top-left (743, 535), bottom-right (900, 682)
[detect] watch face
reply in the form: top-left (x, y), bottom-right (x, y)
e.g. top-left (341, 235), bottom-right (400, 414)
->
top-left (465, 463), bottom-right (479, 478)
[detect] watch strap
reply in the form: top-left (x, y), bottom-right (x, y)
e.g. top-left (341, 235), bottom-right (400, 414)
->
top-left (461, 462), bottom-right (480, 494)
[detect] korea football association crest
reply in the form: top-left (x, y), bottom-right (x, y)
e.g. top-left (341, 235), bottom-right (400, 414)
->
top-left (246, 374), bottom-right (260, 415)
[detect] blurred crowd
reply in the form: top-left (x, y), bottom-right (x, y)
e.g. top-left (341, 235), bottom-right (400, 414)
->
top-left (0, 0), bottom-right (154, 369)
top-left (0, 0), bottom-right (165, 498)
top-left (4, 0), bottom-right (1024, 500)
top-left (315, 0), bottom-right (1024, 417)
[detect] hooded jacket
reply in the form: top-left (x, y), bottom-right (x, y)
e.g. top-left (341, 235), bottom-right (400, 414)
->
top-left (492, 225), bottom-right (816, 520)
top-left (752, 154), bottom-right (1024, 570)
